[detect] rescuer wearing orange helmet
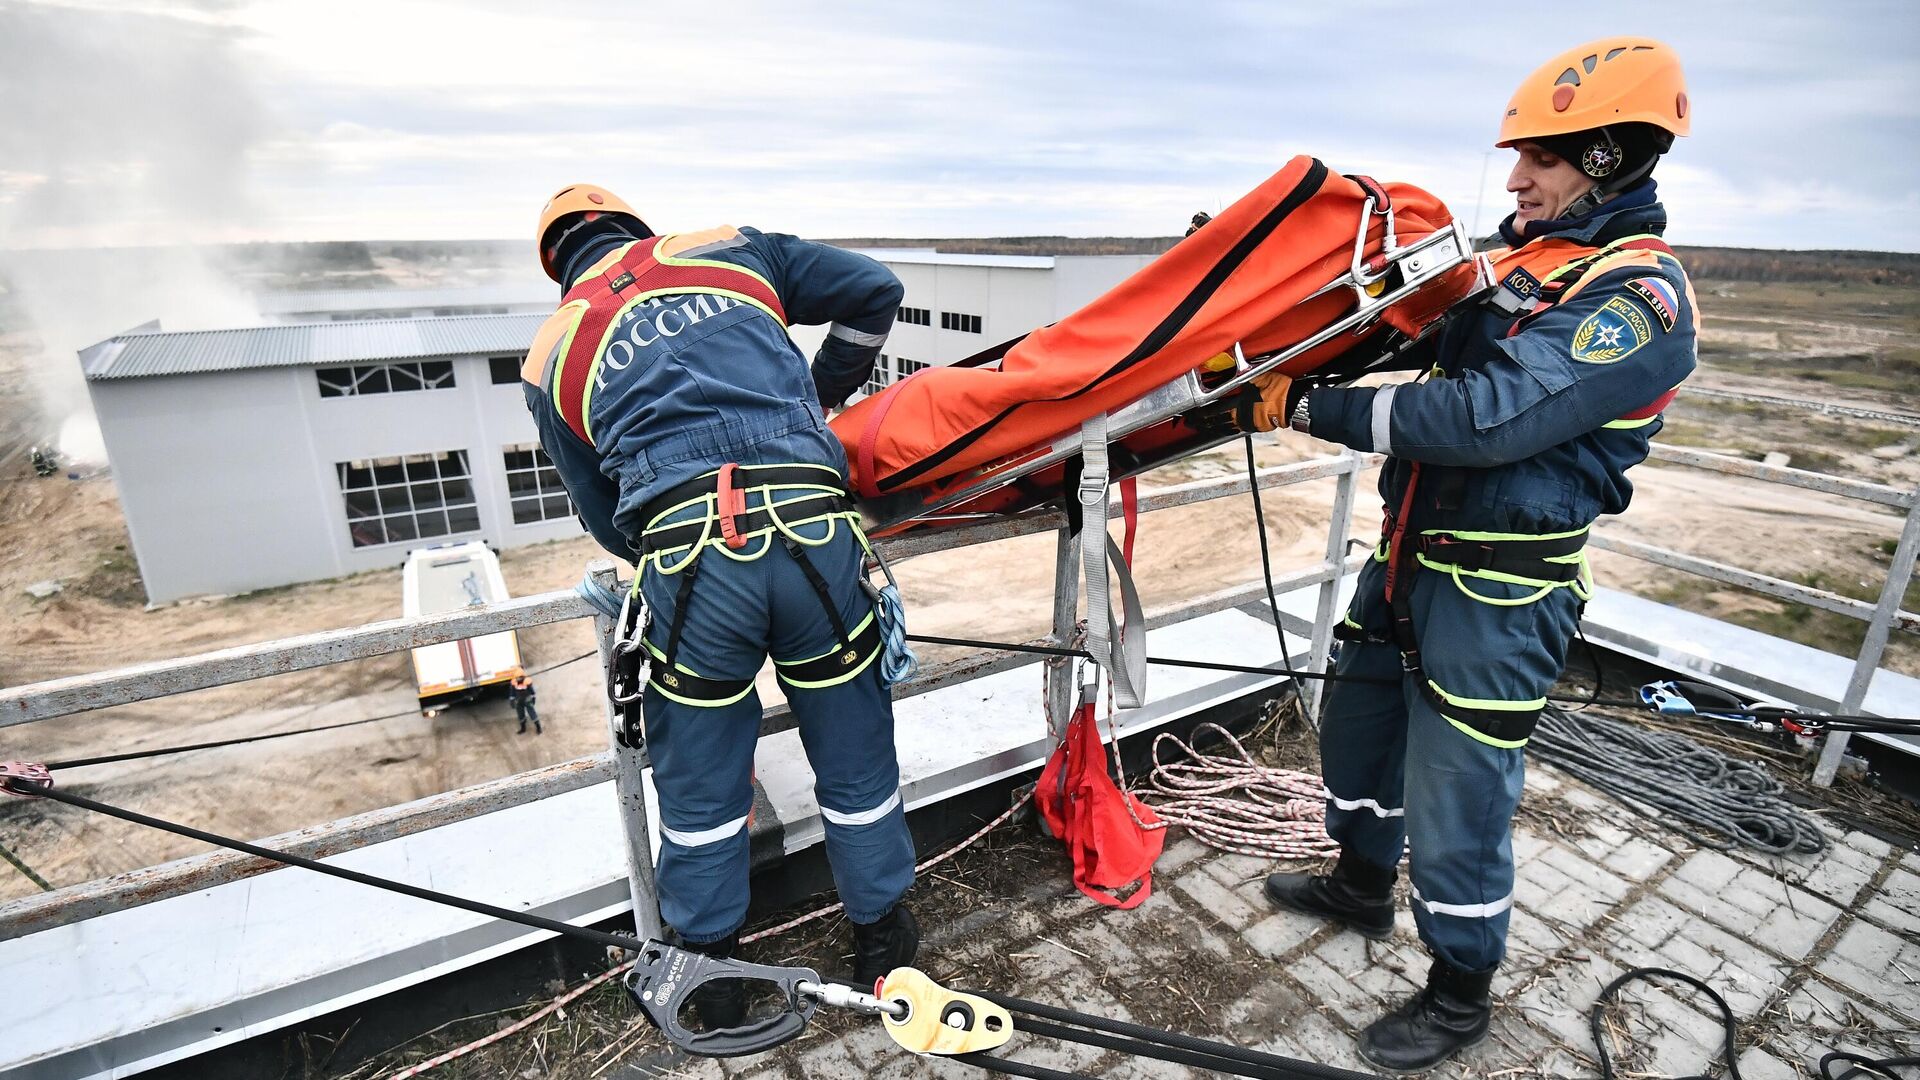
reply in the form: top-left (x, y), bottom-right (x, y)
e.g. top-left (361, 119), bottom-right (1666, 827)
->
top-left (1251, 39), bottom-right (1698, 1072)
top-left (522, 184), bottom-right (918, 1029)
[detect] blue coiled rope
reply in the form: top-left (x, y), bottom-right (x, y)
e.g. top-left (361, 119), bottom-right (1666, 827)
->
top-left (871, 579), bottom-right (920, 687)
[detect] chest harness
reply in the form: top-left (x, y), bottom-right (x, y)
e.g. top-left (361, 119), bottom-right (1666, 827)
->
top-left (555, 237), bottom-right (903, 737)
top-left (1341, 233), bottom-right (1690, 748)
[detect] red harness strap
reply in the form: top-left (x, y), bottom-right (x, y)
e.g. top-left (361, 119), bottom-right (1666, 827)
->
top-left (715, 463), bottom-right (749, 550)
top-left (549, 238), bottom-right (789, 447)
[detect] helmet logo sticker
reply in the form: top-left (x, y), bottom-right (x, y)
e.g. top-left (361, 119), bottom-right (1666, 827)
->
top-left (1581, 141), bottom-right (1621, 178)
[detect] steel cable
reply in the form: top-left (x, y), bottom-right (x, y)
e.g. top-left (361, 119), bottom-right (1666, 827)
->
top-left (1531, 707), bottom-right (1827, 856)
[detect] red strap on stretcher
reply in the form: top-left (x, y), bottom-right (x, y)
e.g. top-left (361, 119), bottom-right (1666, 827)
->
top-left (715, 463), bottom-right (748, 549)
top-left (1119, 476), bottom-right (1139, 568)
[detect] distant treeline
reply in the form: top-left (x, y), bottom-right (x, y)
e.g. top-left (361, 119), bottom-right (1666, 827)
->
top-left (1669, 247), bottom-right (1918, 286)
top-left (185, 237), bottom-right (1917, 288)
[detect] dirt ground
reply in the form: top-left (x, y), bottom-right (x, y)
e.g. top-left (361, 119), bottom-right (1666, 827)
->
top-left (2, 270), bottom-right (1917, 901)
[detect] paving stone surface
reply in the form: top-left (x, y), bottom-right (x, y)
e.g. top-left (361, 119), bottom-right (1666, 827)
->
top-left (620, 769), bottom-right (1915, 1080)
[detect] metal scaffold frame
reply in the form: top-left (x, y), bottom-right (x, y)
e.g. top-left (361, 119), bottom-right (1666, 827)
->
top-left (1, 440), bottom-right (1914, 950)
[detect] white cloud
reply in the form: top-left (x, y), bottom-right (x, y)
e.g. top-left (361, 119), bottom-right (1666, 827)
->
top-left (5, 0), bottom-right (1914, 250)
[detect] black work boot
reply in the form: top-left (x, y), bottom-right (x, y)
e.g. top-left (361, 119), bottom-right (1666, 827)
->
top-left (1359, 955), bottom-right (1494, 1074)
top-left (1263, 853), bottom-right (1396, 940)
top-left (533, 719), bottom-right (542, 734)
top-left (851, 904), bottom-right (919, 986)
top-left (680, 932), bottom-right (746, 1030)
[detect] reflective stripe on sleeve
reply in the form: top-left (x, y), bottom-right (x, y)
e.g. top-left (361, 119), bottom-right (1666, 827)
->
top-left (828, 322), bottom-right (889, 347)
top-left (660, 813), bottom-right (750, 848)
top-left (1370, 384), bottom-right (1398, 455)
top-left (819, 789), bottom-right (902, 827)
top-left (1323, 786), bottom-right (1405, 818)
top-left (1410, 884), bottom-right (1514, 919)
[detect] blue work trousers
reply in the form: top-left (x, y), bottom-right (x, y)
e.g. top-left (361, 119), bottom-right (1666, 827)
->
top-left (640, 514), bottom-right (914, 943)
top-left (1319, 558), bottom-right (1579, 972)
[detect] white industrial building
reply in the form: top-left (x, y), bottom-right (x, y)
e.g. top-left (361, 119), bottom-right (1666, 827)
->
top-left (80, 251), bottom-right (1156, 604)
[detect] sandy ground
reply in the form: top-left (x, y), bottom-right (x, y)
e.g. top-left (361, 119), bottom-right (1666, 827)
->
top-left (3, 279), bottom-right (1918, 901)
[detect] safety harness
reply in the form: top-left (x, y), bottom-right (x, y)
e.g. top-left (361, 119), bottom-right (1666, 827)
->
top-left (546, 234), bottom-right (788, 447)
top-left (1344, 232), bottom-right (1690, 748)
top-left (606, 463), bottom-right (888, 727)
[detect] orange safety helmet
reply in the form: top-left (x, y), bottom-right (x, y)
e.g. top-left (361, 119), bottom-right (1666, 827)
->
top-left (536, 184), bottom-right (647, 282)
top-left (1497, 37), bottom-right (1690, 148)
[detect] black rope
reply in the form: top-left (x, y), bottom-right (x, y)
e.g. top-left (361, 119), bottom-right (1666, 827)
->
top-left (953, 1053), bottom-right (1095, 1080)
top-left (43, 651), bottom-right (596, 770)
top-left (1591, 967), bottom-right (1742, 1080)
top-left (902, 632), bottom-right (1920, 733)
top-left (1012, 1015), bottom-right (1355, 1080)
top-left (1819, 1052), bottom-right (1920, 1080)
top-left (1534, 707), bottom-right (1827, 855)
top-left (8, 779), bottom-right (641, 954)
top-left (975, 989), bottom-right (1376, 1080)
top-left (1243, 436), bottom-right (1294, 666)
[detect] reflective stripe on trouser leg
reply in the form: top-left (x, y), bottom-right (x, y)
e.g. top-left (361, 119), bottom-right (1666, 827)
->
top-left (1402, 681), bottom-right (1523, 972)
top-left (1398, 568), bottom-right (1576, 972)
top-left (774, 527), bottom-right (916, 923)
top-left (639, 549), bottom-right (769, 942)
top-left (1316, 637), bottom-right (1410, 872)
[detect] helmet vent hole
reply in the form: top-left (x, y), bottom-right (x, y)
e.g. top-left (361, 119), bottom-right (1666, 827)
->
top-left (1606, 47), bottom-right (1625, 61)
top-left (1555, 68), bottom-right (1581, 87)
top-left (1582, 54), bottom-right (1599, 74)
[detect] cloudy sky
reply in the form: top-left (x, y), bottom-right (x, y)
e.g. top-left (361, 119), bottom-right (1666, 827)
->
top-left (2, 0), bottom-right (1916, 252)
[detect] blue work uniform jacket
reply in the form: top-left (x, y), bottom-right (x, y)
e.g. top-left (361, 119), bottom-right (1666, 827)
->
top-left (520, 227), bottom-right (903, 559)
top-left (1308, 191), bottom-right (1697, 536)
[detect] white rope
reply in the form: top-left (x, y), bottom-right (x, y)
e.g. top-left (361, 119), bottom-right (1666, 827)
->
top-left (1133, 722), bottom-right (1339, 861)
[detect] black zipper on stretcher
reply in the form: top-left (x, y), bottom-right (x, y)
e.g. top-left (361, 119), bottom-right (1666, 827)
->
top-left (878, 158), bottom-right (1333, 493)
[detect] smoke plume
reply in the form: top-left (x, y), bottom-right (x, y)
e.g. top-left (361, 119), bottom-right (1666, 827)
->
top-left (0, 1), bottom-right (272, 463)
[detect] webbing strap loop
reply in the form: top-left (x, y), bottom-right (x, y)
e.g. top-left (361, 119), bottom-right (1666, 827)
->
top-left (1077, 413), bottom-right (1148, 710)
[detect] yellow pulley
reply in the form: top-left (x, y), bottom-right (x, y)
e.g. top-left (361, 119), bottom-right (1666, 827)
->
top-left (879, 967), bottom-right (1015, 1055)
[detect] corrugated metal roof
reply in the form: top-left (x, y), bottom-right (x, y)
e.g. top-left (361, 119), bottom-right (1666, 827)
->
top-left (81, 313), bottom-right (550, 381)
top-left (254, 282), bottom-right (552, 316)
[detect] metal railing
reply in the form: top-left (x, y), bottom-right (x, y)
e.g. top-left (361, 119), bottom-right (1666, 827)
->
top-left (2, 438), bottom-right (1913, 942)
top-left (1594, 443), bottom-right (1920, 786)
top-left (0, 451), bottom-right (1371, 941)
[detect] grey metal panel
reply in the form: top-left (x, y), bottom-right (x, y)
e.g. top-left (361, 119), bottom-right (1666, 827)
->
top-left (84, 314), bottom-right (549, 380)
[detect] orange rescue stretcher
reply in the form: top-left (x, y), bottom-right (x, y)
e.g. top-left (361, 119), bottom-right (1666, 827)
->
top-left (831, 155), bottom-right (1489, 537)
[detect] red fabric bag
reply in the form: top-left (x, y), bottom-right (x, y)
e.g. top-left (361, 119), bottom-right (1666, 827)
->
top-left (1035, 699), bottom-right (1166, 909)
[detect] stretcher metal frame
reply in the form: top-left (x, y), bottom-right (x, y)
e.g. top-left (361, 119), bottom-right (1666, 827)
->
top-left (858, 210), bottom-right (1484, 535)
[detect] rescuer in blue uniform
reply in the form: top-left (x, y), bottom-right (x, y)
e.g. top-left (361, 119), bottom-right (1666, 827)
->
top-left (520, 185), bottom-right (918, 1026)
top-left (1221, 40), bottom-right (1700, 1071)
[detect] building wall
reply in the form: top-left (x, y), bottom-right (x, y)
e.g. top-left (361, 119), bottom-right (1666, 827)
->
top-left (91, 354), bottom-right (584, 604)
top-left (91, 254), bottom-right (1154, 602)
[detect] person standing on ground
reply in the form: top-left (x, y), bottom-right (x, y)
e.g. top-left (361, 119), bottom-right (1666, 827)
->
top-left (508, 674), bottom-right (540, 735)
top-left (520, 185), bottom-right (920, 1027)
top-left (1212, 38), bottom-right (1698, 1072)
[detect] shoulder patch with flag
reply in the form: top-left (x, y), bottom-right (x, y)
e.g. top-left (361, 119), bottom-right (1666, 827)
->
top-left (1570, 295), bottom-right (1655, 364)
top-left (1624, 277), bottom-right (1679, 332)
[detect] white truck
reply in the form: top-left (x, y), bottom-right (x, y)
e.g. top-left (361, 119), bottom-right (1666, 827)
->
top-left (402, 541), bottom-right (524, 710)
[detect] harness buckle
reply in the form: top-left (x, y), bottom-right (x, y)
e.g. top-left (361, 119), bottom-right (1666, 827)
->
top-left (1420, 536), bottom-right (1495, 572)
top-left (715, 463), bottom-right (749, 550)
